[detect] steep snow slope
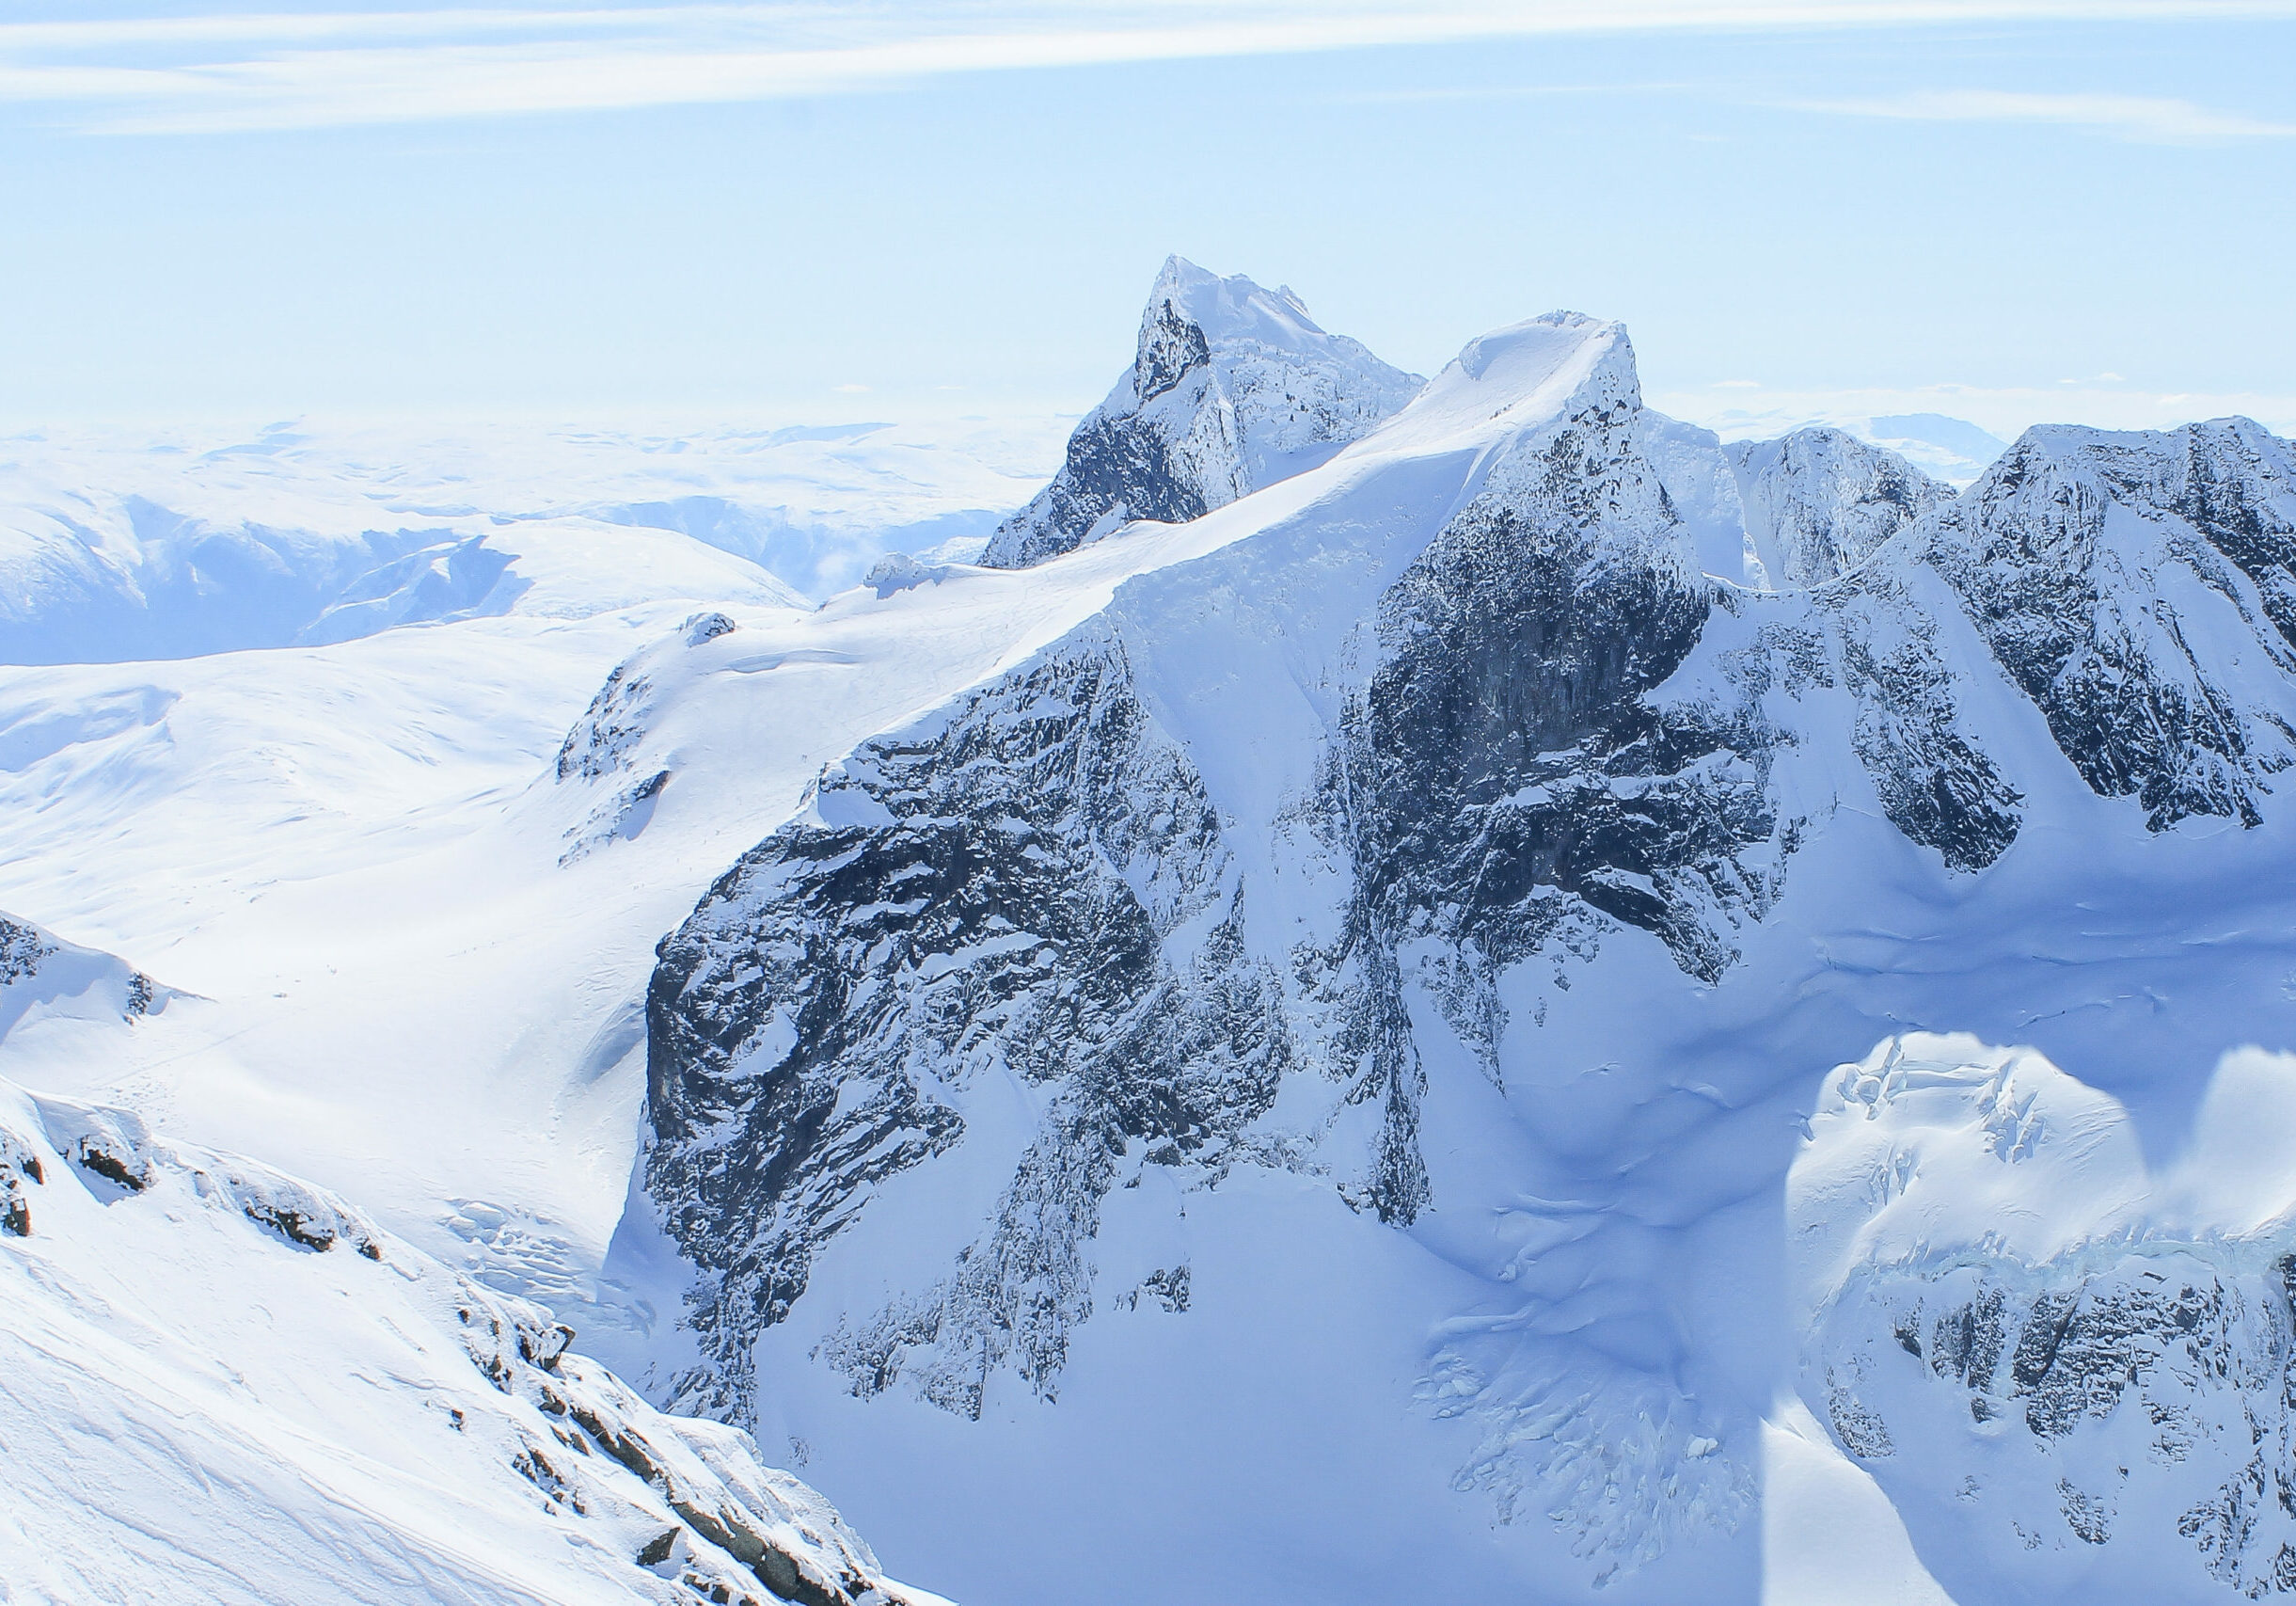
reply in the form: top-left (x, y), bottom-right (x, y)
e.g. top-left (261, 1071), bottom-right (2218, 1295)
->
top-left (980, 258), bottom-right (1419, 568)
top-left (0, 1073), bottom-right (941, 1606)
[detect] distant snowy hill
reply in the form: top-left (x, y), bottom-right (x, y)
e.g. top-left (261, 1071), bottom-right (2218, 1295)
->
top-left (0, 417), bottom-right (1063, 663)
top-left (7, 261), bottom-right (2296, 1606)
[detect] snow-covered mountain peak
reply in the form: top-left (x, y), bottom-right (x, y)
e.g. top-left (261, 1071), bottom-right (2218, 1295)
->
top-left (1139, 254), bottom-right (1322, 363)
top-left (1726, 424), bottom-right (1951, 589)
top-left (1450, 308), bottom-right (1612, 381)
top-left (979, 258), bottom-right (1420, 568)
top-left (1987, 413), bottom-right (2296, 533)
top-left (1922, 413), bottom-right (2296, 829)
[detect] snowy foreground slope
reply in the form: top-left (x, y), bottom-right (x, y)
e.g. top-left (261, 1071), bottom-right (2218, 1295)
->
top-left (7, 261), bottom-right (2296, 1605)
top-left (0, 1049), bottom-right (942, 1606)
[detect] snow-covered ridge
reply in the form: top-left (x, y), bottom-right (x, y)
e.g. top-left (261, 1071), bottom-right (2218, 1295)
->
top-left (0, 1072), bottom-right (943, 1606)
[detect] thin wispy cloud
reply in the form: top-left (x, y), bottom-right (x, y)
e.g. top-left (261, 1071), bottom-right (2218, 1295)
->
top-left (4, 1), bottom-right (2294, 134)
top-left (1316, 79), bottom-right (1691, 105)
top-left (1794, 87), bottom-right (2296, 142)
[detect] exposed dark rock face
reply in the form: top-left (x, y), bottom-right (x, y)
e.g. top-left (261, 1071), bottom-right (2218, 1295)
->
top-left (1351, 416), bottom-right (1761, 985)
top-left (556, 662), bottom-right (651, 782)
top-left (1135, 296), bottom-right (1214, 404)
top-left (646, 638), bottom-right (1289, 1420)
top-left (1817, 564), bottom-right (2025, 871)
top-left (0, 1126), bottom-right (43, 1236)
top-left (992, 409), bottom-right (1217, 570)
top-left (0, 916), bottom-right (55, 987)
top-left (1294, 384), bottom-right (1798, 1231)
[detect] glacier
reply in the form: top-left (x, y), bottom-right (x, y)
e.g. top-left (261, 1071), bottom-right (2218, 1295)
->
top-left (4, 257), bottom-right (2296, 1604)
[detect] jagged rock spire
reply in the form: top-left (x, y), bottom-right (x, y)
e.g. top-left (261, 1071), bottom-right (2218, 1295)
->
top-left (980, 257), bottom-right (1420, 568)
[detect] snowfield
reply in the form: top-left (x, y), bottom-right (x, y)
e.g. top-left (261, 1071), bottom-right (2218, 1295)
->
top-left (7, 259), bottom-right (2296, 1606)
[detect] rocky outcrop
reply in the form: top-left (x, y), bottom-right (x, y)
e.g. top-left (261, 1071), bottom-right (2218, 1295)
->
top-left (0, 1075), bottom-right (938, 1606)
top-left (0, 911), bottom-right (166, 1045)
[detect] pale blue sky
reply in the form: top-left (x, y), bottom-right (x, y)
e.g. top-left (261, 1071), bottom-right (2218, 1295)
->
top-left (2, 2), bottom-right (2291, 434)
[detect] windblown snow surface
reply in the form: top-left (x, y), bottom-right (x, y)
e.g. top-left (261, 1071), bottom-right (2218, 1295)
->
top-left (7, 259), bottom-right (2296, 1606)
